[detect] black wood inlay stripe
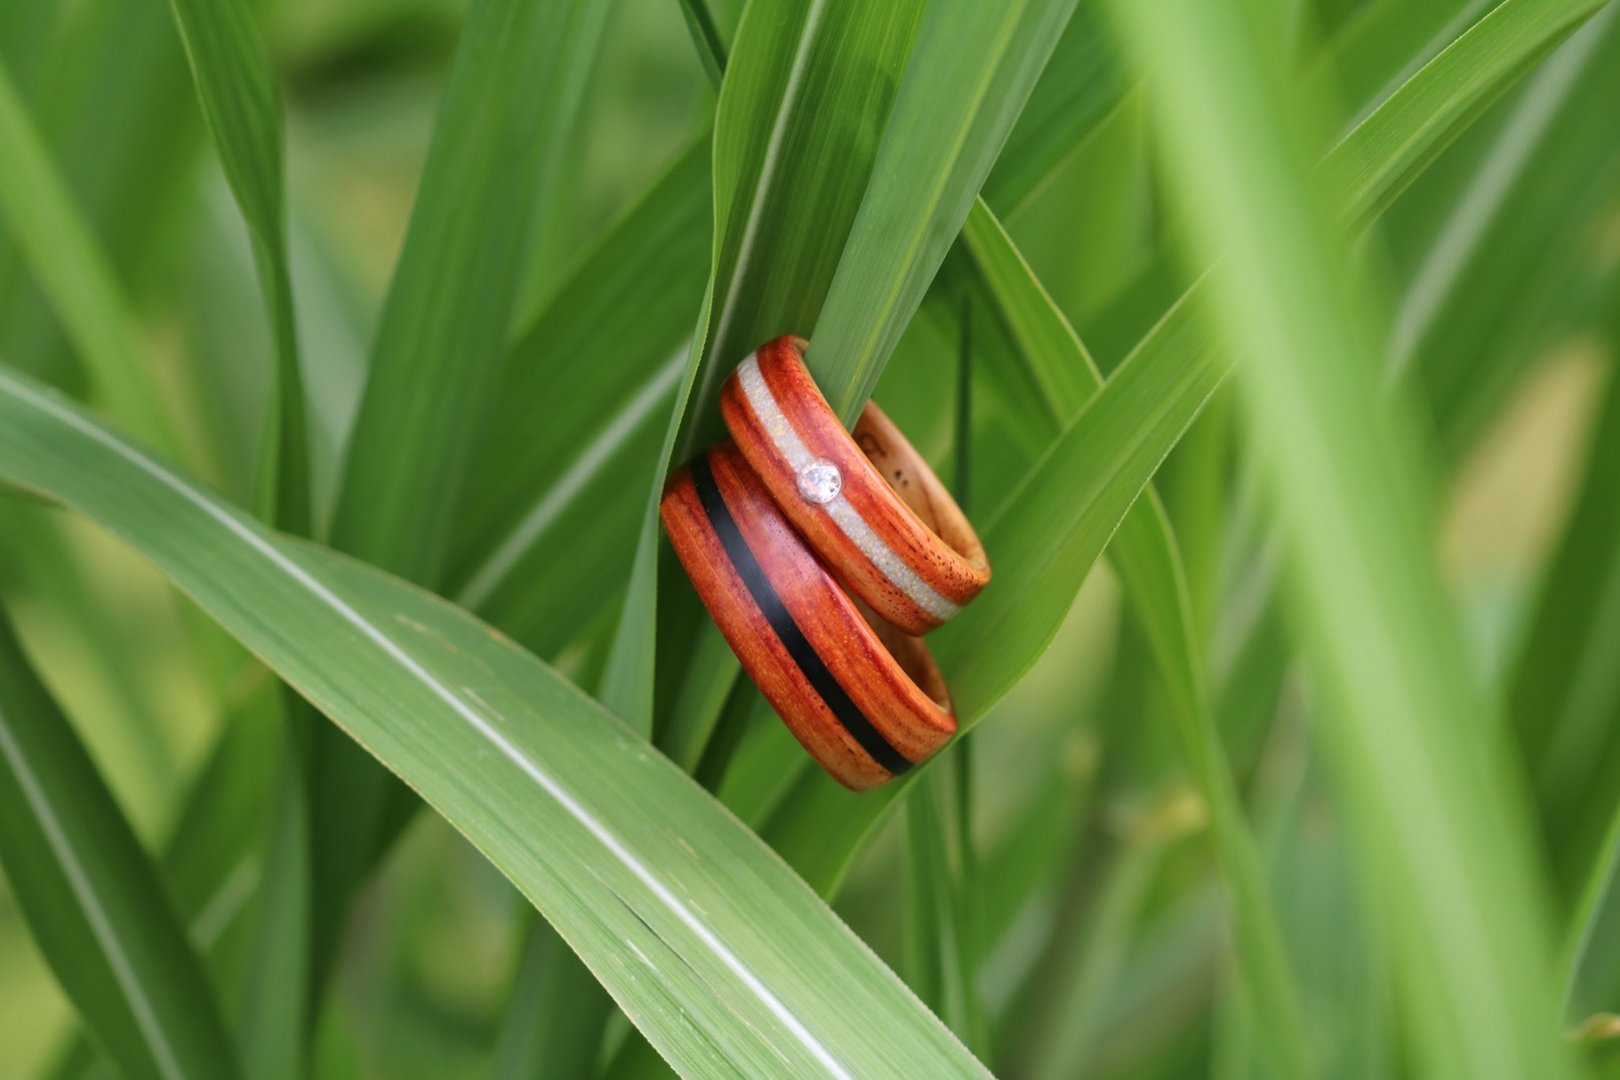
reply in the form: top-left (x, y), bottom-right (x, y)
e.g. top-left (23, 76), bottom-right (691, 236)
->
top-left (690, 454), bottom-right (913, 776)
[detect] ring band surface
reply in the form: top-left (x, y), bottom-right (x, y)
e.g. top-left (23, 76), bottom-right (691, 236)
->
top-left (660, 441), bottom-right (956, 790)
top-left (720, 335), bottom-right (990, 635)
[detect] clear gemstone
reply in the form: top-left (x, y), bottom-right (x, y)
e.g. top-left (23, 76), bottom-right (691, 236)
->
top-left (796, 459), bottom-right (842, 504)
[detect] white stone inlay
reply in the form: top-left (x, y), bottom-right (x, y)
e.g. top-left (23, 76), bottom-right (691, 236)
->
top-left (796, 459), bottom-right (842, 504)
top-left (736, 352), bottom-right (959, 623)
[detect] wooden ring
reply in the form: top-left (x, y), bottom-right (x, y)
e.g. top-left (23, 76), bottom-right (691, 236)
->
top-left (720, 335), bottom-right (990, 634)
top-left (660, 441), bottom-right (956, 790)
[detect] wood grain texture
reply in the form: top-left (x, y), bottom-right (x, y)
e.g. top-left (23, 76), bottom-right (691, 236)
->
top-left (721, 335), bottom-right (989, 634)
top-left (660, 442), bottom-right (955, 790)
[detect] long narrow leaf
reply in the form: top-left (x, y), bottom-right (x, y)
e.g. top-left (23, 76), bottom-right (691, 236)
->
top-left (163, 0), bottom-right (309, 532)
top-left (1325, 0), bottom-right (1611, 233)
top-left (311, 0), bottom-right (619, 982)
top-left (448, 140), bottom-right (712, 644)
top-left (809, 0), bottom-right (1078, 418)
top-left (0, 607), bottom-right (241, 1080)
top-left (982, 5), bottom-right (1128, 216)
top-left (602, 0), bottom-right (927, 727)
top-left (0, 58), bottom-right (177, 456)
top-left (1514, 357), bottom-right (1620, 897)
top-left (1398, 5), bottom-right (1620, 456)
top-left (955, 206), bottom-right (1312, 1077)
top-left (331, 0), bottom-right (600, 581)
top-left (1105, 1), bottom-right (1572, 1077)
top-left (758, 0), bottom-right (1606, 908)
top-left (0, 365), bottom-right (989, 1080)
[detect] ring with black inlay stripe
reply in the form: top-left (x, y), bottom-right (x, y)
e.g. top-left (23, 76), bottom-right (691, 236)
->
top-left (660, 441), bottom-right (956, 791)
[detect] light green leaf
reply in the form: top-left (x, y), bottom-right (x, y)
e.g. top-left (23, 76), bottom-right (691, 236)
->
top-left (1515, 356), bottom-right (1620, 902)
top-left (489, 921), bottom-right (613, 1080)
top-left (954, 205), bottom-right (1312, 1078)
top-left (1105, 1), bottom-right (1572, 1078)
top-left (1325, 0), bottom-right (1611, 233)
top-left (0, 606), bottom-right (241, 1080)
top-left (809, 0), bottom-right (1079, 419)
top-left (602, 0), bottom-right (927, 727)
top-left (982, 4), bottom-right (1128, 216)
top-left (764, 285), bottom-right (1228, 889)
top-left (0, 57), bottom-right (178, 457)
top-left (311, 0), bottom-right (620, 986)
top-left (0, 365), bottom-right (989, 1080)
top-left (447, 139), bottom-right (712, 649)
top-left (758, 0), bottom-right (1602, 917)
top-left (331, 0), bottom-right (611, 582)
top-left (164, 0), bottom-right (309, 532)
top-left (1397, 5), bottom-right (1620, 457)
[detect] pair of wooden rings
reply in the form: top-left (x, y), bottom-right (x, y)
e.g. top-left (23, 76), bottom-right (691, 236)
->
top-left (661, 336), bottom-right (989, 790)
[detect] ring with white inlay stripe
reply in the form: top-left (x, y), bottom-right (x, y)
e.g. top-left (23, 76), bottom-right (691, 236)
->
top-left (720, 335), bottom-right (990, 635)
top-left (660, 442), bottom-right (957, 790)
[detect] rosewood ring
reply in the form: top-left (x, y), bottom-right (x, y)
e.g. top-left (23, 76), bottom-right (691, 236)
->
top-left (661, 441), bottom-right (956, 791)
top-left (720, 335), bottom-right (990, 635)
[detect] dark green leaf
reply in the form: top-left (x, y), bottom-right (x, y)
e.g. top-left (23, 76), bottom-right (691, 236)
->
top-left (0, 606), bottom-right (241, 1080)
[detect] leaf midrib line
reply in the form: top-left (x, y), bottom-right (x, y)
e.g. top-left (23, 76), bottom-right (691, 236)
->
top-left (0, 371), bottom-right (855, 1080)
top-left (0, 710), bottom-right (185, 1080)
top-left (455, 351), bottom-right (686, 609)
top-left (704, 0), bottom-right (828, 380)
top-left (1330, 0), bottom-right (1604, 210)
top-left (822, 5), bottom-right (1025, 418)
top-left (1333, 0), bottom-right (1495, 137)
top-left (1387, 2), bottom-right (1611, 375)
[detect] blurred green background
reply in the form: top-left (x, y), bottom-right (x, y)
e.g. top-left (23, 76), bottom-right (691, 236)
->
top-left (3, 0), bottom-right (1619, 1076)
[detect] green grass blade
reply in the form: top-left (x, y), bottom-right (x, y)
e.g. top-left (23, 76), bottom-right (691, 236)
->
top-left (1326, 0), bottom-right (1612, 233)
top-left (490, 922), bottom-right (613, 1080)
top-left (1399, 6), bottom-right (1620, 458)
top-left (1104, 1), bottom-right (1573, 1077)
top-left (981, 5), bottom-right (1128, 217)
top-left (676, 0), bottom-right (731, 93)
top-left (1311, 0), bottom-right (1483, 130)
top-left (1513, 358), bottom-right (1620, 898)
top-left (763, 286), bottom-right (1228, 893)
top-left (903, 332), bottom-right (986, 1055)
top-left (1028, 798), bottom-right (1197, 1080)
top-left (447, 139), bottom-right (712, 644)
top-left (601, 0), bottom-right (927, 727)
top-left (904, 756), bottom-right (990, 1059)
top-left (310, 0), bottom-right (619, 989)
top-left (756, 0), bottom-right (1592, 901)
top-left (455, 1), bottom-right (1126, 664)
top-left (158, 11), bottom-right (316, 1073)
top-left (0, 365), bottom-right (990, 1080)
top-left (331, 0), bottom-right (605, 582)
top-left (234, 751), bottom-right (308, 1080)
top-left (509, 1), bottom-right (616, 323)
top-left (0, 58), bottom-right (178, 457)
top-left (682, 0), bottom-right (926, 440)
top-left (0, 505), bottom-right (180, 802)
top-left (43, 679), bottom-right (291, 1080)
top-left (956, 205), bottom-right (1312, 1077)
top-left (808, 0), bottom-right (1078, 419)
top-left (163, 0), bottom-right (310, 533)
top-left (0, 607), bottom-right (241, 1080)
top-left (1562, 795), bottom-right (1620, 1018)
